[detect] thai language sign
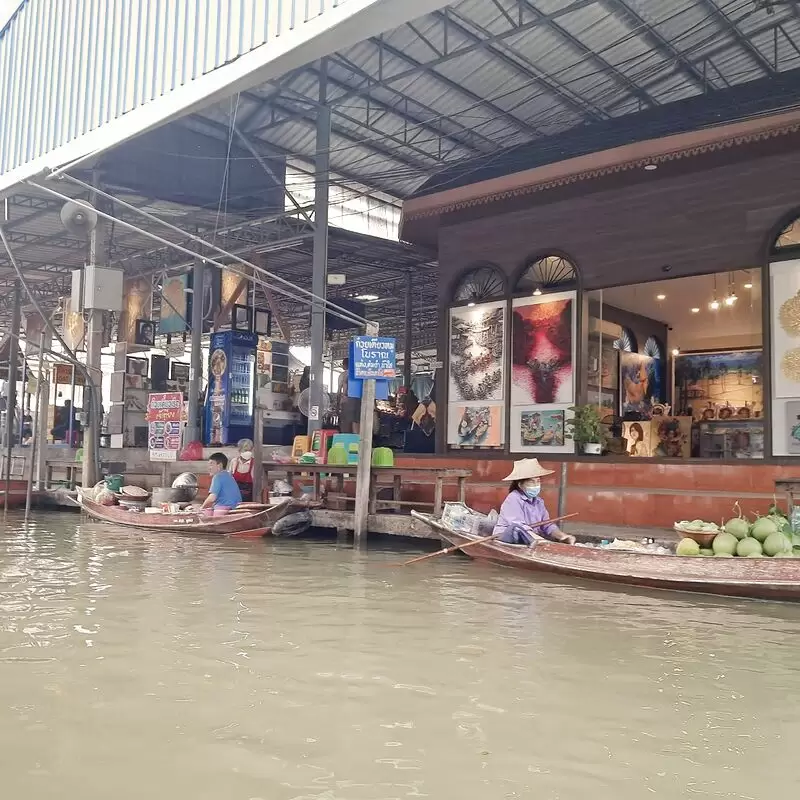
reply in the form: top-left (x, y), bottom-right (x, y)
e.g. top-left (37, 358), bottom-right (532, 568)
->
top-left (351, 336), bottom-right (397, 379)
top-left (146, 392), bottom-right (183, 461)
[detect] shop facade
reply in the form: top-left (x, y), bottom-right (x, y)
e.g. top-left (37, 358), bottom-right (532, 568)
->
top-left (397, 113), bottom-right (800, 528)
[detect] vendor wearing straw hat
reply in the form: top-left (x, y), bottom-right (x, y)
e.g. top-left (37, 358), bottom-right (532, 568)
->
top-left (495, 459), bottom-right (576, 546)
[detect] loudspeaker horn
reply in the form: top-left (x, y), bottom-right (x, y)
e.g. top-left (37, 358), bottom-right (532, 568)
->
top-left (59, 200), bottom-right (98, 237)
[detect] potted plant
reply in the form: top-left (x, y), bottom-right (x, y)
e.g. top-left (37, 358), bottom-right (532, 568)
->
top-left (566, 404), bottom-right (607, 455)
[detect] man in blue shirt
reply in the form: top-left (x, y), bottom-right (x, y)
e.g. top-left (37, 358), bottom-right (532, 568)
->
top-left (201, 452), bottom-right (242, 516)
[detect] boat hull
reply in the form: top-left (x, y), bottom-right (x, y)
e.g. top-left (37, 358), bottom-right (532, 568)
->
top-left (0, 480), bottom-right (32, 508)
top-left (80, 497), bottom-right (298, 535)
top-left (412, 512), bottom-right (800, 602)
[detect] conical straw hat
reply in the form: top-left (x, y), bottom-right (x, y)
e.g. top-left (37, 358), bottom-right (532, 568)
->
top-left (501, 458), bottom-right (554, 482)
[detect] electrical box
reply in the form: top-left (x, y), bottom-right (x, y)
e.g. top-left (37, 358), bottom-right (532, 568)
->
top-left (70, 265), bottom-right (124, 313)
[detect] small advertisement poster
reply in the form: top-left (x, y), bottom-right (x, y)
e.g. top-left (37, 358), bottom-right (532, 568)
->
top-left (146, 392), bottom-right (183, 461)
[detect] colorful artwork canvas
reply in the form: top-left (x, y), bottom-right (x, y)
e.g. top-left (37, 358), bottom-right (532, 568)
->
top-left (158, 275), bottom-right (189, 334)
top-left (620, 352), bottom-right (661, 419)
top-left (674, 350), bottom-right (762, 420)
top-left (650, 416), bottom-right (692, 458)
top-left (511, 292), bottom-right (574, 406)
top-left (623, 420), bottom-right (652, 457)
top-left (447, 403), bottom-right (504, 447)
top-left (448, 301), bottom-right (505, 402)
top-left (786, 401), bottom-right (800, 455)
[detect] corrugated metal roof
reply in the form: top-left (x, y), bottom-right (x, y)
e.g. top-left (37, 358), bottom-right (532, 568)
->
top-left (3, 0), bottom-right (800, 344)
top-left (212, 0), bottom-right (800, 202)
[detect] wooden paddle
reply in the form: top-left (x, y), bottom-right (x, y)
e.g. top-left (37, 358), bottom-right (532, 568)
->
top-left (400, 512), bottom-right (578, 566)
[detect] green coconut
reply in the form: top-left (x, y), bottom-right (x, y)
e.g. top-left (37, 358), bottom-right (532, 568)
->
top-left (750, 516), bottom-right (778, 543)
top-left (699, 548), bottom-right (714, 556)
top-left (763, 531), bottom-right (792, 557)
top-left (723, 517), bottom-right (750, 540)
top-left (712, 531), bottom-right (739, 556)
top-left (736, 537), bottom-right (763, 558)
top-left (714, 552), bottom-right (734, 558)
top-left (676, 538), bottom-right (701, 556)
top-left (746, 552), bottom-right (764, 558)
top-left (772, 551), bottom-right (795, 559)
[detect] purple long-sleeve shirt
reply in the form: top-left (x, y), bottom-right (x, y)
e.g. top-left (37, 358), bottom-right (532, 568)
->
top-left (494, 490), bottom-right (557, 538)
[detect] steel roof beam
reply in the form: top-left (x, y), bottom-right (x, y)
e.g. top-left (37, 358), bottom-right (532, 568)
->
top-left (323, 57), bottom-right (498, 155)
top-left (518, 0), bottom-right (658, 109)
top-left (247, 64), bottom-right (495, 157)
top-left (598, 0), bottom-right (711, 92)
top-left (182, 115), bottom-right (382, 193)
top-left (439, 8), bottom-right (607, 123)
top-left (695, 0), bottom-right (775, 74)
top-left (361, 34), bottom-right (545, 139)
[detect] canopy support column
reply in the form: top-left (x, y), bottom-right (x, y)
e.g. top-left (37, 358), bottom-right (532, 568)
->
top-left (308, 58), bottom-right (330, 439)
top-left (185, 257), bottom-right (205, 446)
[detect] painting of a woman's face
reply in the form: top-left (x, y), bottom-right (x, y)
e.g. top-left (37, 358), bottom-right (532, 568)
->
top-left (630, 423), bottom-right (643, 442)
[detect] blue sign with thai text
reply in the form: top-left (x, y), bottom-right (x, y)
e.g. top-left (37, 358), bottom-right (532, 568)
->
top-left (351, 336), bottom-right (397, 379)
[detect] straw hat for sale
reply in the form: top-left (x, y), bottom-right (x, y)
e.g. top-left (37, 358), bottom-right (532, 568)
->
top-left (501, 458), bottom-right (554, 482)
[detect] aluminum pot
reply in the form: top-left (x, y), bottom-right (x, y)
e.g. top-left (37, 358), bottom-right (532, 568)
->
top-left (150, 486), bottom-right (195, 507)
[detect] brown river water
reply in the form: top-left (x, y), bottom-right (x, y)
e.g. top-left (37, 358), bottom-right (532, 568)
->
top-left (1, 511), bottom-right (799, 799)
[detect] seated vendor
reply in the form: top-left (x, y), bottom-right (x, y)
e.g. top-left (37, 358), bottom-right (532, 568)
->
top-left (229, 438), bottom-right (255, 502)
top-left (494, 458), bottom-right (575, 546)
top-left (202, 452), bottom-right (242, 516)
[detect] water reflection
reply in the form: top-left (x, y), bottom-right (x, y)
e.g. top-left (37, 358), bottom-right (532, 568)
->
top-left (1, 511), bottom-right (799, 799)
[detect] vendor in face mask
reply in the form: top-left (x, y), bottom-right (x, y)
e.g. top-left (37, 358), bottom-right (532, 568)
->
top-left (494, 458), bottom-right (575, 546)
top-left (229, 439), bottom-right (255, 502)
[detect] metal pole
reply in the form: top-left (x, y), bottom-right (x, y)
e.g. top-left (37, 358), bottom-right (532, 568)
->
top-left (558, 461), bottom-right (568, 519)
top-left (308, 58), bottom-right (330, 439)
top-left (81, 188), bottom-right (105, 489)
top-left (404, 272), bottom-right (413, 391)
top-left (353, 322), bottom-right (379, 546)
top-left (35, 331), bottom-right (51, 489)
top-left (185, 258), bottom-right (204, 445)
top-left (3, 281), bottom-right (21, 502)
top-left (25, 332), bottom-right (46, 518)
top-left (252, 406), bottom-right (264, 503)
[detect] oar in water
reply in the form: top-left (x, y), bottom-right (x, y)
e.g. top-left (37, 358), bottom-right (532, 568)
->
top-left (401, 512), bottom-right (578, 566)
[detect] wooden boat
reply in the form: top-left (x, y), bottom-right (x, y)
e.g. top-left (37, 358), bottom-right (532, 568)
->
top-left (0, 479), bottom-right (33, 508)
top-left (411, 512), bottom-right (800, 602)
top-left (79, 496), bottom-right (303, 536)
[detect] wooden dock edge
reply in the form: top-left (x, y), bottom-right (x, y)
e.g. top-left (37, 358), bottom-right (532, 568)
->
top-left (310, 509), bottom-right (438, 539)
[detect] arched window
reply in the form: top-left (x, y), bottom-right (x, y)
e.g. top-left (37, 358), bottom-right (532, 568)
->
top-left (452, 264), bottom-right (506, 304)
top-left (643, 335), bottom-right (663, 361)
top-left (515, 254), bottom-right (578, 294)
top-left (613, 327), bottom-right (637, 353)
top-left (773, 214), bottom-right (800, 253)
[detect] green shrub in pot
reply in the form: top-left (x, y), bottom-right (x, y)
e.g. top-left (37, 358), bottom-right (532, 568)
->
top-left (566, 405), bottom-right (607, 455)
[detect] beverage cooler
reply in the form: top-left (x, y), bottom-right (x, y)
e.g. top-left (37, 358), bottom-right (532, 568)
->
top-left (204, 331), bottom-right (257, 446)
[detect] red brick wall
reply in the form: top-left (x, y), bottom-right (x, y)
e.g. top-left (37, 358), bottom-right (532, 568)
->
top-left (393, 456), bottom-right (792, 529)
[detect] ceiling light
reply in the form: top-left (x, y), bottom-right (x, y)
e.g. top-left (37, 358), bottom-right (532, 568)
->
top-left (744, 282), bottom-right (753, 289)
top-left (656, 293), bottom-right (666, 300)
top-left (644, 163), bottom-right (658, 171)
top-left (724, 294), bottom-right (738, 306)
top-left (355, 293), bottom-right (379, 301)
top-left (709, 299), bottom-right (720, 311)
top-left (691, 307), bottom-right (700, 313)
top-left (533, 287), bottom-right (543, 296)
top-left (672, 347), bottom-right (680, 356)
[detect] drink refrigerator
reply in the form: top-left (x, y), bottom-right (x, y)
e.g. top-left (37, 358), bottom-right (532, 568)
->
top-left (204, 330), bottom-right (257, 446)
